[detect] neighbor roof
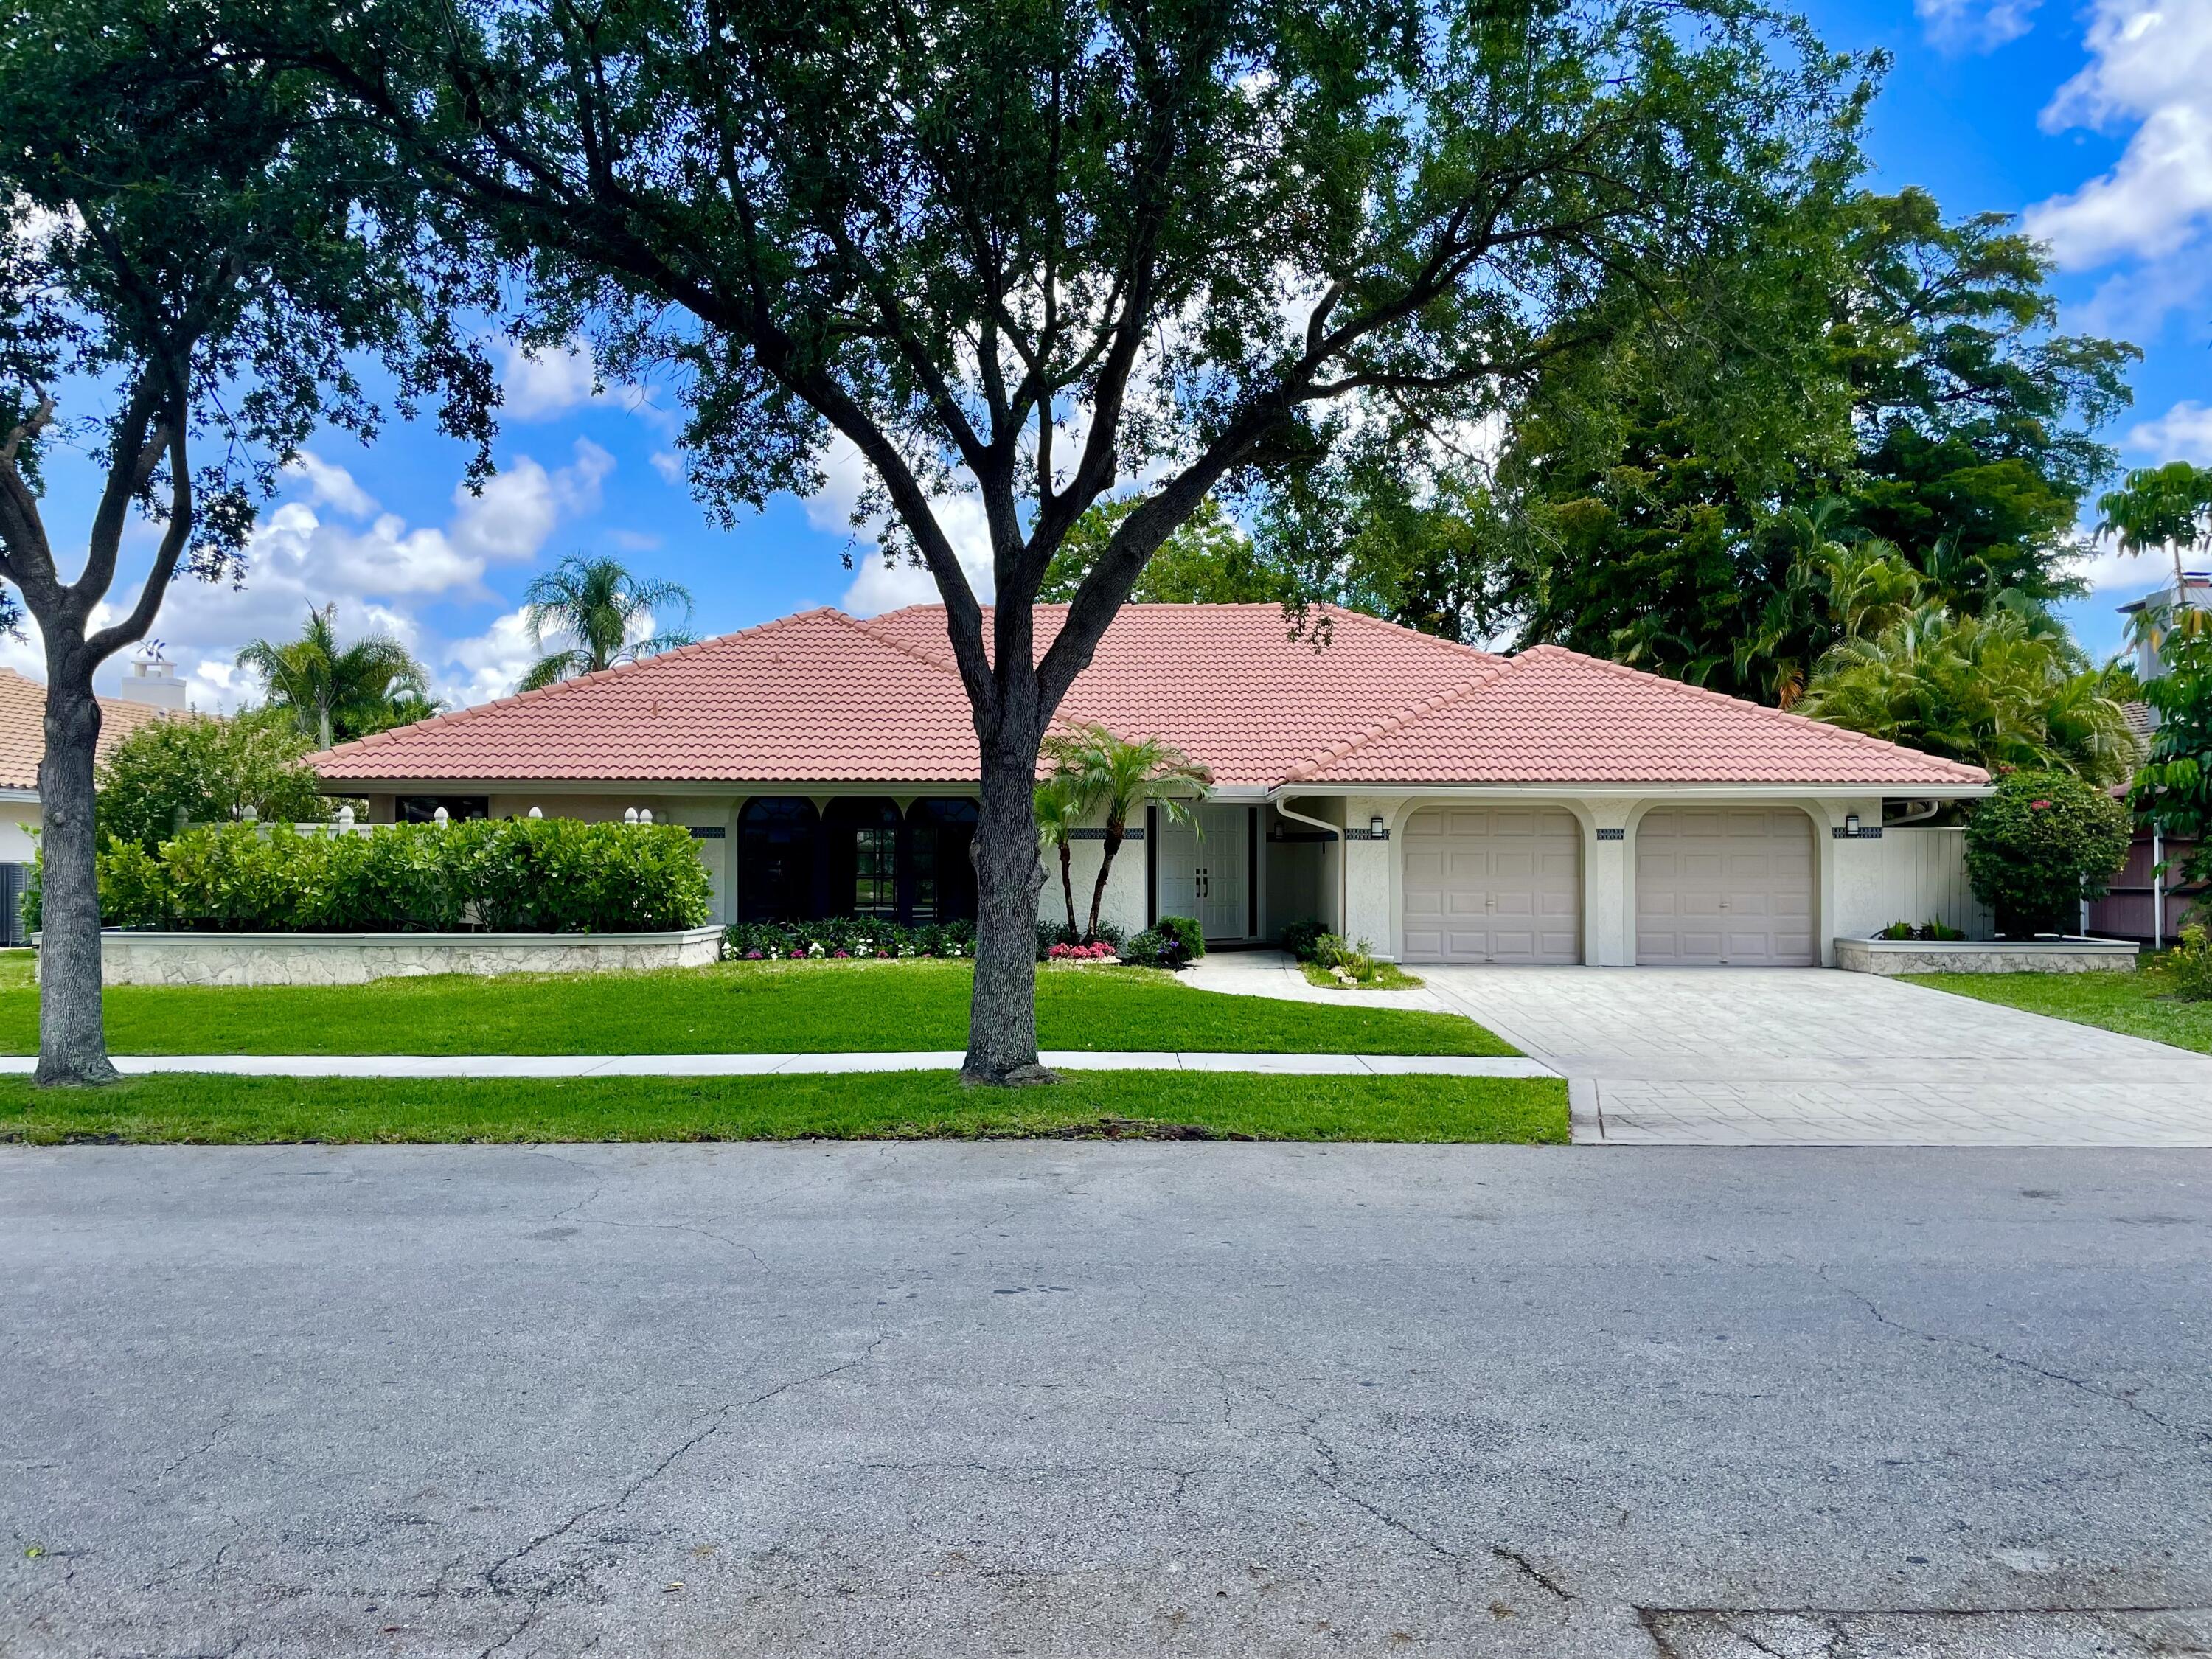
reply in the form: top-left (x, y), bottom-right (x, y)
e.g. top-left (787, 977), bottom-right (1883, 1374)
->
top-left (0, 668), bottom-right (176, 792)
top-left (310, 603), bottom-right (1987, 790)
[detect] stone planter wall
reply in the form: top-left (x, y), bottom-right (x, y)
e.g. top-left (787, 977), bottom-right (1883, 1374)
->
top-left (1834, 935), bottom-right (2139, 975)
top-left (42, 925), bottom-right (726, 987)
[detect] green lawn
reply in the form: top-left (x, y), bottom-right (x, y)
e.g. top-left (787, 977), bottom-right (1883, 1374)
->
top-left (0, 956), bottom-right (1511, 1057)
top-left (0, 1070), bottom-right (1567, 1145)
top-left (1905, 953), bottom-right (2212, 1054)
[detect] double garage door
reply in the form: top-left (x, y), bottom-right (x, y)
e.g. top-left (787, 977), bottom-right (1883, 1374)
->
top-left (1399, 804), bottom-right (1818, 967)
top-left (1635, 807), bottom-right (1815, 966)
top-left (1402, 807), bottom-right (1581, 963)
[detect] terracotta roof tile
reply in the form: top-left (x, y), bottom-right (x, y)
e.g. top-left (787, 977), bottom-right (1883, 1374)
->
top-left (0, 669), bottom-right (178, 791)
top-left (311, 605), bottom-right (1987, 790)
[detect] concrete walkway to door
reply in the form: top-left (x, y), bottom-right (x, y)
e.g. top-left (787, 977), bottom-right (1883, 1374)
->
top-left (1418, 965), bottom-right (2212, 1146)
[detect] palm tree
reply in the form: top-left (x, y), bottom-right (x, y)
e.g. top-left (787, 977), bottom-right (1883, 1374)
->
top-left (237, 605), bottom-right (438, 749)
top-left (520, 554), bottom-right (696, 691)
top-left (1042, 724), bottom-right (1213, 941)
top-left (1032, 773), bottom-right (1088, 939)
top-left (1799, 599), bottom-right (2139, 785)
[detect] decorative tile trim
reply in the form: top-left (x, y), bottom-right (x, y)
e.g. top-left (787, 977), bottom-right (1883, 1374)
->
top-left (1595, 827), bottom-right (1626, 841)
top-left (1267, 829), bottom-right (1338, 844)
top-left (689, 826), bottom-right (726, 839)
top-left (1343, 827), bottom-right (1391, 841)
top-left (1068, 827), bottom-right (1144, 841)
top-left (1832, 825), bottom-right (1883, 839)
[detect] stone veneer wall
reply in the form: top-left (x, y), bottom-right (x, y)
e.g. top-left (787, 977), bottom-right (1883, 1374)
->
top-left (51, 925), bottom-right (726, 987)
top-left (1834, 936), bottom-right (2138, 976)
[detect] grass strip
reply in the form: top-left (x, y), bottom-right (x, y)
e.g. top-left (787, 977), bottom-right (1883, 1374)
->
top-left (0, 1070), bottom-right (1568, 1146)
top-left (1905, 953), bottom-right (2212, 1056)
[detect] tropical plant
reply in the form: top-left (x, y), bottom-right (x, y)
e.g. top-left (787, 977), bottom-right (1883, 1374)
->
top-left (519, 554), bottom-right (696, 691)
top-left (1042, 726), bottom-right (1213, 942)
top-left (1962, 767), bottom-right (2133, 939)
top-left (1799, 600), bottom-right (2140, 785)
top-left (238, 605), bottom-right (439, 748)
top-left (256, 0), bottom-right (1868, 1085)
top-left (1039, 498), bottom-right (1279, 605)
top-left (2135, 622), bottom-right (2212, 888)
top-left (0, 0), bottom-right (487, 1085)
top-left (1031, 772), bottom-right (1088, 942)
top-left (2097, 462), bottom-right (2212, 602)
top-left (95, 709), bottom-right (335, 850)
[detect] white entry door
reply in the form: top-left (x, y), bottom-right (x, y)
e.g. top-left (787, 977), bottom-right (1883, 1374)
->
top-left (1635, 807), bottom-right (1815, 966)
top-left (1156, 804), bottom-right (1249, 940)
top-left (1401, 806), bottom-right (1582, 963)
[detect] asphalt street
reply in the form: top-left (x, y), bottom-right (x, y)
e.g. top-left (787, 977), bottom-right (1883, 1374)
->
top-left (4, 1142), bottom-right (2211, 1658)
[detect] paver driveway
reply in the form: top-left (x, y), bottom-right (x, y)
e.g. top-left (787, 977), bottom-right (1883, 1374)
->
top-left (1418, 966), bottom-right (2212, 1146)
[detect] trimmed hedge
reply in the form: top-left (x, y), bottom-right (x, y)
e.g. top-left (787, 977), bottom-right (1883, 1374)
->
top-left (29, 819), bottom-right (714, 934)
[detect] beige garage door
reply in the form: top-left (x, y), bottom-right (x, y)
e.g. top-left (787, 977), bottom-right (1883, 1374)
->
top-left (1635, 807), bottom-right (1815, 967)
top-left (1402, 807), bottom-right (1581, 964)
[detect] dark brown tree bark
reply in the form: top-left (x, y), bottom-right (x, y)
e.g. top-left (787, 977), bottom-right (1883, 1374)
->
top-left (966, 735), bottom-right (1051, 1085)
top-left (34, 654), bottom-right (112, 1085)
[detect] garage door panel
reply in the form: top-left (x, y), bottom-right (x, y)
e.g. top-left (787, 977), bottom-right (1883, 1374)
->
top-left (1637, 807), bottom-right (1816, 967)
top-left (1401, 807), bottom-right (1582, 964)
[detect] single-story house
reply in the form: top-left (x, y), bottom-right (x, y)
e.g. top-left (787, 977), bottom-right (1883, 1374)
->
top-left (0, 666), bottom-right (179, 943)
top-left (311, 603), bottom-right (1993, 967)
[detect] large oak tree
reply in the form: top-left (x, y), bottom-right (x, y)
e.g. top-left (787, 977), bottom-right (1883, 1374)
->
top-left (260, 0), bottom-right (1863, 1082)
top-left (0, 0), bottom-right (487, 1084)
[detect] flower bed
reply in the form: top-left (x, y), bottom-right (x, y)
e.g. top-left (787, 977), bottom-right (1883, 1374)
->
top-left (723, 919), bottom-right (977, 960)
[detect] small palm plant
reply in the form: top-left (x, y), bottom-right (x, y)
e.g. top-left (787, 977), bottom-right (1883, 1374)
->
top-left (237, 604), bottom-right (437, 749)
top-left (1043, 724), bottom-right (1213, 942)
top-left (520, 554), bottom-right (697, 690)
top-left (1032, 772), bottom-right (1088, 941)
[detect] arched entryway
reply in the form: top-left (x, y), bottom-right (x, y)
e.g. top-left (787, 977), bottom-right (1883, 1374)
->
top-left (823, 799), bottom-right (902, 920)
top-left (736, 797), bottom-right (819, 922)
top-left (908, 798), bottom-right (979, 924)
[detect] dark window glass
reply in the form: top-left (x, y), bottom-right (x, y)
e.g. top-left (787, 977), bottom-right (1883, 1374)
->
top-left (911, 799), bottom-right (978, 924)
top-left (852, 824), bottom-right (897, 917)
top-left (737, 797), bottom-right (820, 922)
top-left (821, 799), bottom-right (902, 920)
top-left (397, 796), bottom-right (490, 824)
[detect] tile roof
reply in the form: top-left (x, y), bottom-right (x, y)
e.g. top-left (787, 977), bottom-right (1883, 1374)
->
top-left (311, 603), bottom-right (1987, 790)
top-left (0, 669), bottom-right (177, 791)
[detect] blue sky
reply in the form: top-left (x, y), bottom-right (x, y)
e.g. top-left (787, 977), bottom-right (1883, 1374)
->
top-left (20, 0), bottom-right (2212, 709)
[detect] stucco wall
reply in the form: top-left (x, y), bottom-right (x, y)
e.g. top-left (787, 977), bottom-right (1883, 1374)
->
top-left (63, 925), bottom-right (726, 987)
top-left (1039, 819), bottom-right (1149, 940)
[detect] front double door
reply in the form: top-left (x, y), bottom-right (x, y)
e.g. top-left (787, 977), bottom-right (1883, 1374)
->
top-left (1156, 804), bottom-right (1249, 941)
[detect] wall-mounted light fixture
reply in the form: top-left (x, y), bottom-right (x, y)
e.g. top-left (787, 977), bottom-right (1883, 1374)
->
top-left (1369, 814), bottom-right (1386, 838)
top-left (1843, 813), bottom-right (1860, 837)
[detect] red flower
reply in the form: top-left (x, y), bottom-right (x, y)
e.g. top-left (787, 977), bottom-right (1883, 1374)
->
top-left (2028, 799), bottom-right (2052, 810)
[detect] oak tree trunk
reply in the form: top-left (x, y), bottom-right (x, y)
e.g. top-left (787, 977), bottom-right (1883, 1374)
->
top-left (36, 657), bottom-right (116, 1087)
top-left (964, 733), bottom-right (1051, 1086)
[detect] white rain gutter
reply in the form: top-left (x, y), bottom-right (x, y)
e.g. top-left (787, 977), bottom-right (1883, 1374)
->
top-left (1272, 796), bottom-right (1346, 933)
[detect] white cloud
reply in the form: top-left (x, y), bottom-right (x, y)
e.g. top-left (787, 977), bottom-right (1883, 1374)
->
top-left (1916, 0), bottom-right (2040, 52)
top-left (607, 529), bottom-right (663, 552)
top-left (812, 439), bottom-right (998, 616)
top-left (449, 439), bottom-right (613, 567)
top-left (650, 451), bottom-right (685, 484)
top-left (2124, 399), bottom-right (2212, 464)
top-left (2023, 0), bottom-right (2212, 269)
top-left (495, 335), bottom-right (677, 431)
top-left (440, 608), bottom-right (541, 708)
top-left (284, 451), bottom-right (378, 518)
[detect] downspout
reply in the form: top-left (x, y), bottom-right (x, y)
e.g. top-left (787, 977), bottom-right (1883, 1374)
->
top-left (1272, 795), bottom-right (1344, 934)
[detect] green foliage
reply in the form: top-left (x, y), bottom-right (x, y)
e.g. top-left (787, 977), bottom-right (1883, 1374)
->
top-left (1800, 599), bottom-right (2140, 783)
top-left (1037, 919), bottom-right (1126, 959)
top-left (2096, 463), bottom-right (2212, 594)
top-left (94, 710), bottom-right (334, 851)
top-left (1119, 929), bottom-right (1183, 970)
top-left (1032, 772), bottom-right (1088, 937)
top-left (1040, 724), bottom-right (1212, 940)
top-left (237, 605), bottom-right (439, 750)
top-left (1312, 933), bottom-right (1380, 983)
top-left (1877, 919), bottom-right (1964, 941)
top-left (2170, 925), bottom-right (2212, 1004)
top-left (1280, 919), bottom-right (1328, 962)
top-left (723, 919), bottom-right (976, 960)
top-left (1039, 499), bottom-right (1280, 605)
top-left (1962, 768), bottom-right (2134, 938)
top-left (521, 554), bottom-right (696, 691)
top-left (2135, 622), bottom-right (2212, 886)
top-left (1154, 917), bottom-right (1206, 962)
top-left (53, 820), bottom-right (712, 935)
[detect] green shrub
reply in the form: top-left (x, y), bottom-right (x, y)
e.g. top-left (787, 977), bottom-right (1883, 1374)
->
top-left (2171, 924), bottom-right (2212, 1003)
top-left (45, 818), bottom-right (713, 934)
top-left (1963, 767), bottom-right (2134, 938)
top-left (95, 708), bottom-right (336, 851)
top-left (1037, 919), bottom-right (1126, 959)
top-left (723, 918), bottom-right (978, 960)
top-left (1121, 928), bottom-right (1186, 969)
top-left (1878, 918), bottom-right (1966, 942)
top-left (1280, 917), bottom-right (1326, 961)
top-left (1312, 932), bottom-right (1380, 983)
top-left (1155, 915), bottom-right (1206, 961)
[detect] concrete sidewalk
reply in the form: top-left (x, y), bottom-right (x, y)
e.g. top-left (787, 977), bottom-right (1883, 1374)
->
top-left (0, 1050), bottom-right (1557, 1079)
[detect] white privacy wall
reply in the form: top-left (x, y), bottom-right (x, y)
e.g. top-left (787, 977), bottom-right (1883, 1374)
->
top-left (1865, 826), bottom-right (1992, 939)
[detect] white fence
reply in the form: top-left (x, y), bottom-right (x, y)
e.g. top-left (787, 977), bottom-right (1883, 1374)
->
top-left (1869, 826), bottom-right (1992, 939)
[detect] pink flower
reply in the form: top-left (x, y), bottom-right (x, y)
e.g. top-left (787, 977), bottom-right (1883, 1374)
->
top-left (788, 948), bottom-right (805, 959)
top-left (745, 949), bottom-right (763, 960)
top-left (2029, 799), bottom-right (2052, 810)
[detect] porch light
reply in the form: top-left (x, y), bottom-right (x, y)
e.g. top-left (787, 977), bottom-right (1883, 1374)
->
top-left (1369, 813), bottom-right (1385, 838)
top-left (1844, 813), bottom-right (1860, 837)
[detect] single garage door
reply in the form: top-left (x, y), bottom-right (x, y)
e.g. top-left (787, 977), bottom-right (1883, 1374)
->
top-left (1636, 807), bottom-right (1815, 966)
top-left (1402, 807), bottom-right (1581, 963)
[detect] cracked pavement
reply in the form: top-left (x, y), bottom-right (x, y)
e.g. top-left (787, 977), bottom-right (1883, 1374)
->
top-left (4, 1142), bottom-right (2211, 1656)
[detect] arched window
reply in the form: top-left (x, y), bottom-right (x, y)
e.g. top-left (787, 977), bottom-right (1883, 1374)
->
top-left (823, 799), bottom-right (902, 919)
top-left (737, 798), bottom-right (819, 922)
top-left (910, 799), bottom-right (979, 924)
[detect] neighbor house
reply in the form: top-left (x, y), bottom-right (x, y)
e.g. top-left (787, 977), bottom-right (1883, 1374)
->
top-left (0, 666), bottom-right (178, 942)
top-left (310, 604), bottom-right (1992, 966)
